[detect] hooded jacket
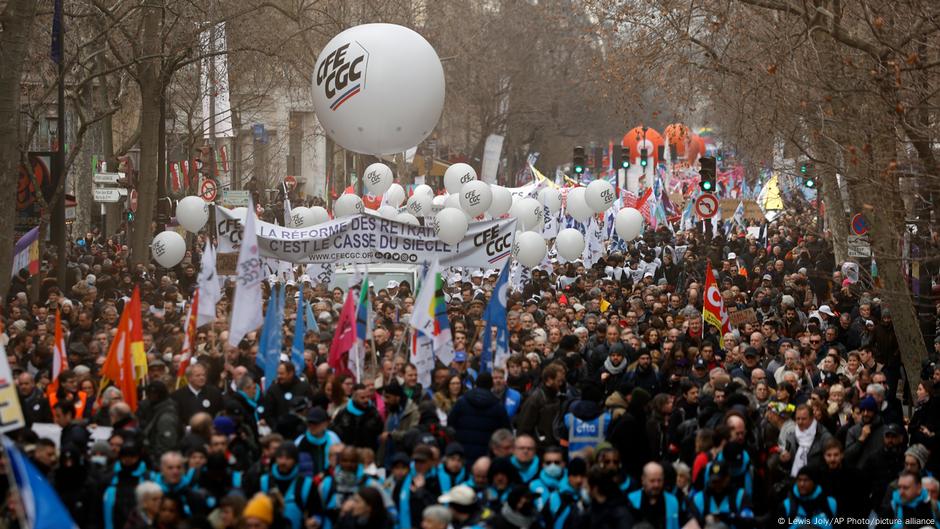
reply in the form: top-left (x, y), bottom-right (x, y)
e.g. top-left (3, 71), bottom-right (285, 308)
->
top-left (448, 388), bottom-right (511, 462)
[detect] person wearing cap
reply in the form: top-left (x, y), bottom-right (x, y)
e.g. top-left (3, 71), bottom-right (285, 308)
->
top-left (448, 372), bottom-right (511, 463)
top-left (295, 407), bottom-right (341, 477)
top-left (864, 422), bottom-right (907, 512)
top-left (844, 395), bottom-right (887, 471)
top-left (332, 383), bottom-right (385, 452)
top-left (102, 439), bottom-right (151, 529)
top-left (689, 459), bottom-right (754, 528)
top-left (398, 444), bottom-right (443, 529)
top-left (439, 484), bottom-right (490, 529)
top-left (252, 443), bottom-right (322, 529)
top-left (378, 381), bottom-right (420, 465)
top-left (778, 466), bottom-right (837, 529)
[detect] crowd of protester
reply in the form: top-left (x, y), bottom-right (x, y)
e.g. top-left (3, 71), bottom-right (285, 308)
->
top-left (2, 203), bottom-right (940, 529)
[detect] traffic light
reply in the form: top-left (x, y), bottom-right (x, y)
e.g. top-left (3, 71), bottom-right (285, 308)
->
top-left (716, 150), bottom-right (724, 163)
top-left (573, 146), bottom-right (585, 175)
top-left (801, 162), bottom-right (815, 188)
top-left (699, 156), bottom-right (716, 192)
top-left (640, 148), bottom-right (649, 167)
top-left (621, 147), bottom-right (630, 168)
top-left (126, 211), bottom-right (135, 222)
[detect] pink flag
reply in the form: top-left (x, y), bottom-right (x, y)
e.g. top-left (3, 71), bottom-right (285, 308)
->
top-left (328, 289), bottom-right (357, 377)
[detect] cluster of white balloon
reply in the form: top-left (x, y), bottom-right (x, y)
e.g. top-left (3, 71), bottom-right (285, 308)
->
top-left (150, 196), bottom-right (210, 268)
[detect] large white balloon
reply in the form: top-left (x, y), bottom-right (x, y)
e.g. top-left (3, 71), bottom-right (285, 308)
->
top-left (513, 231), bottom-right (547, 268)
top-left (151, 231), bottom-right (186, 268)
top-left (378, 205), bottom-right (399, 219)
top-left (616, 207), bottom-right (645, 241)
top-left (539, 188), bottom-right (562, 214)
top-left (585, 179), bottom-right (616, 213)
top-left (385, 184), bottom-right (406, 207)
top-left (556, 228), bottom-right (585, 261)
top-left (311, 24), bottom-right (444, 155)
top-left (290, 206), bottom-right (312, 227)
top-left (443, 163), bottom-right (477, 194)
top-left (511, 197), bottom-right (543, 231)
top-left (406, 193), bottom-right (432, 217)
top-left (334, 194), bottom-right (364, 218)
top-left (459, 180), bottom-right (493, 217)
top-left (176, 196), bottom-right (209, 233)
top-left (414, 184), bottom-right (434, 199)
top-left (489, 185), bottom-right (512, 217)
top-left (444, 193), bottom-right (461, 210)
top-left (363, 163), bottom-right (394, 195)
top-left (566, 187), bottom-right (593, 222)
top-left (434, 207), bottom-right (469, 245)
top-left (397, 212), bottom-right (419, 225)
top-left (309, 206), bottom-right (331, 225)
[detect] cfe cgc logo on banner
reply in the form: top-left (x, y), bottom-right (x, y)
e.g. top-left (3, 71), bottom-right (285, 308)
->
top-left (316, 41), bottom-right (368, 111)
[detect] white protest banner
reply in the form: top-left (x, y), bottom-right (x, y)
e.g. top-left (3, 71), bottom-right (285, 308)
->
top-left (0, 345), bottom-right (24, 433)
top-left (216, 207), bottom-right (517, 270)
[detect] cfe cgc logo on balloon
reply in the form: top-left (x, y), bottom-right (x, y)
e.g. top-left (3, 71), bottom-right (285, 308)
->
top-left (316, 41), bottom-right (368, 111)
top-left (474, 226), bottom-right (512, 259)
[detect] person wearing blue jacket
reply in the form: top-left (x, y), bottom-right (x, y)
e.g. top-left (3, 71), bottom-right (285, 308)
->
top-left (493, 367), bottom-right (522, 419)
top-left (529, 446), bottom-right (566, 511)
top-left (690, 460), bottom-right (754, 529)
top-left (448, 373), bottom-right (511, 463)
top-left (887, 471), bottom-right (940, 529)
top-left (295, 407), bottom-right (341, 477)
top-left (438, 442), bottom-right (468, 493)
top-left (543, 458), bottom-right (588, 529)
top-left (254, 443), bottom-right (323, 529)
top-left (509, 434), bottom-right (541, 485)
top-left (778, 466), bottom-right (837, 529)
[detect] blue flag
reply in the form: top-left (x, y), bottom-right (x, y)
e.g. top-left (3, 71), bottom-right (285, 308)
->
top-left (481, 262), bottom-right (510, 373)
top-left (3, 436), bottom-right (79, 529)
top-left (290, 295), bottom-right (306, 375)
top-left (257, 284), bottom-right (285, 387)
top-left (305, 295), bottom-right (319, 334)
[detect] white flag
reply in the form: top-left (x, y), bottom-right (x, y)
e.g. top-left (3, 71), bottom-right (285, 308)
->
top-left (197, 243), bottom-right (222, 327)
top-left (228, 200), bottom-right (264, 346)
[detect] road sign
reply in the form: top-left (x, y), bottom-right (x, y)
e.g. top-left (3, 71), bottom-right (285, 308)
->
top-left (285, 175), bottom-right (297, 189)
top-left (94, 188), bottom-right (122, 203)
top-left (93, 172), bottom-right (123, 184)
top-left (851, 213), bottom-right (869, 236)
top-left (848, 235), bottom-right (871, 258)
top-left (694, 193), bottom-right (719, 219)
top-left (129, 189), bottom-right (138, 213)
top-left (200, 179), bottom-right (218, 201)
top-left (222, 189), bottom-right (250, 207)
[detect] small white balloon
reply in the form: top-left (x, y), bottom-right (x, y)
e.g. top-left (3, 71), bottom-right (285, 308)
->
top-left (309, 206), bottom-right (331, 225)
top-left (555, 228), bottom-right (585, 261)
top-left (290, 206), bottom-right (312, 227)
top-left (443, 163), bottom-right (477, 194)
top-left (512, 197), bottom-right (543, 231)
top-left (434, 207), bottom-right (469, 245)
top-left (615, 207), bottom-right (645, 241)
top-left (151, 231), bottom-right (186, 268)
top-left (513, 231), bottom-right (547, 268)
top-left (459, 180), bottom-right (493, 218)
top-left (566, 187), bottom-right (593, 222)
top-left (432, 195), bottom-right (447, 209)
top-left (414, 184), bottom-right (434, 198)
top-left (538, 188), bottom-right (562, 214)
top-left (176, 196), bottom-right (209, 233)
top-left (378, 205), bottom-right (399, 219)
top-left (334, 194), bottom-right (364, 218)
top-left (385, 184), bottom-right (406, 207)
top-left (445, 193), bottom-right (461, 210)
top-left (585, 179), bottom-right (616, 213)
top-left (397, 212), bottom-right (419, 225)
top-left (363, 163), bottom-right (394, 195)
top-left (406, 193), bottom-right (432, 217)
top-left (489, 185), bottom-right (512, 217)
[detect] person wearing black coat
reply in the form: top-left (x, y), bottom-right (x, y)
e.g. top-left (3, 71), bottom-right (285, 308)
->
top-left (817, 439), bottom-right (869, 528)
top-left (606, 388), bottom-right (653, 480)
top-left (448, 373), bottom-right (511, 463)
top-left (331, 384), bottom-right (385, 452)
top-left (171, 363), bottom-right (224, 424)
top-left (586, 466), bottom-right (635, 529)
top-left (909, 380), bottom-right (940, 475)
top-left (16, 372), bottom-right (52, 426)
top-left (262, 362), bottom-right (314, 426)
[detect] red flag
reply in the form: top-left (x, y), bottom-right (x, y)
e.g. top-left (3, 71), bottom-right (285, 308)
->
top-left (101, 299), bottom-right (139, 411)
top-left (702, 261), bottom-right (730, 348)
top-left (177, 290), bottom-right (200, 388)
top-left (46, 309), bottom-right (68, 396)
top-left (328, 290), bottom-right (357, 377)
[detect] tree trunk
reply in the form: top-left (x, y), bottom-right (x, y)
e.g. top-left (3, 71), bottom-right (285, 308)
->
top-left (817, 141), bottom-right (849, 264)
top-left (0, 0), bottom-right (39, 298)
top-left (129, 5), bottom-right (162, 265)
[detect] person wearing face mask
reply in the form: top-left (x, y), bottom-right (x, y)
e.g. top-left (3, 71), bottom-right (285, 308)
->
top-left (253, 443), bottom-right (323, 529)
top-left (320, 447), bottom-right (390, 527)
top-left (528, 446), bottom-right (566, 511)
top-left (542, 458), bottom-right (588, 529)
top-left (295, 407), bottom-right (341, 477)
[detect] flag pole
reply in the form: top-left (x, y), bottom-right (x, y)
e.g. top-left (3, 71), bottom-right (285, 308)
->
top-left (1, 435), bottom-right (31, 529)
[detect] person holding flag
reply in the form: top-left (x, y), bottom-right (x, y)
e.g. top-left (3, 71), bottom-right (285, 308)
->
top-left (702, 261), bottom-right (731, 349)
top-left (480, 261), bottom-right (510, 372)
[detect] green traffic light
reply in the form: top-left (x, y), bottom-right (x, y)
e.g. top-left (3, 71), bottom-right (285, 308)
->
top-left (703, 181), bottom-right (713, 191)
top-left (805, 179), bottom-right (815, 188)
top-left (640, 159), bottom-right (648, 167)
top-left (800, 164), bottom-right (807, 174)
top-left (575, 165), bottom-right (584, 174)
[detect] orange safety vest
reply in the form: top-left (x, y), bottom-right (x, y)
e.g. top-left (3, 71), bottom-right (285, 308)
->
top-left (48, 390), bottom-right (90, 419)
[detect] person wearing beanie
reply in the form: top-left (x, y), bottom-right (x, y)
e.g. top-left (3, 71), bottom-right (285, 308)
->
top-left (251, 443), bottom-right (322, 529)
top-left (448, 371), bottom-right (511, 463)
top-left (904, 443), bottom-right (930, 475)
top-left (559, 381), bottom-right (612, 456)
top-left (844, 394), bottom-right (887, 471)
top-left (544, 458), bottom-right (589, 529)
top-left (242, 493), bottom-right (274, 529)
top-left (778, 466), bottom-right (837, 529)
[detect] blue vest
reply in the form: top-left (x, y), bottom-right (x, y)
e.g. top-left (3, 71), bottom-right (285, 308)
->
top-left (564, 411), bottom-right (611, 453)
top-left (627, 489), bottom-right (680, 529)
top-left (692, 488), bottom-right (751, 526)
top-left (103, 461), bottom-right (148, 529)
top-left (437, 463), bottom-right (467, 493)
top-left (546, 480), bottom-right (583, 529)
top-left (781, 485), bottom-right (836, 529)
top-left (261, 472), bottom-right (314, 529)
